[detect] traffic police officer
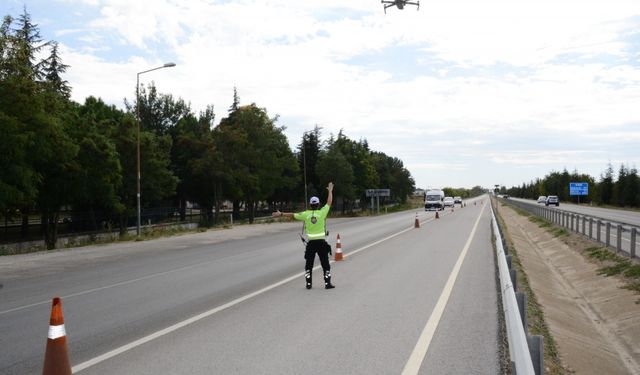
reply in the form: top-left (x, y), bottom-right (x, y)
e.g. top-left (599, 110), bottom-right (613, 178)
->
top-left (273, 182), bottom-right (335, 289)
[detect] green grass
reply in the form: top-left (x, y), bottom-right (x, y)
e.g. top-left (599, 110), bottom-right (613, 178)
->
top-left (598, 261), bottom-right (632, 276)
top-left (502, 199), bottom-right (570, 239)
top-left (585, 246), bottom-right (640, 303)
top-left (624, 265), bottom-right (640, 278)
top-left (551, 227), bottom-right (569, 238)
top-left (586, 246), bottom-right (619, 261)
top-left (529, 215), bottom-right (552, 229)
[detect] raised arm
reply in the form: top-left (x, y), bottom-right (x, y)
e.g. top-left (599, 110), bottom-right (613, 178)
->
top-left (326, 182), bottom-right (334, 207)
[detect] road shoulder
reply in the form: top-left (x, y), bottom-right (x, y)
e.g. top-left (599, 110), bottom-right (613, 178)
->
top-left (497, 203), bottom-right (640, 375)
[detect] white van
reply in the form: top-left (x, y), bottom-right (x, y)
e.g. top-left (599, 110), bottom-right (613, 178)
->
top-left (425, 189), bottom-right (445, 211)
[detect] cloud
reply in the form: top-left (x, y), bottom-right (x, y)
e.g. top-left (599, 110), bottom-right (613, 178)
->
top-left (488, 150), bottom-right (608, 165)
top-left (407, 162), bottom-right (468, 171)
top-left (42, 0), bottom-right (640, 188)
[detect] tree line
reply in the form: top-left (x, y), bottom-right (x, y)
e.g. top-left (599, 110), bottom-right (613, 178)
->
top-left (442, 186), bottom-right (486, 199)
top-left (502, 164), bottom-right (640, 207)
top-left (0, 9), bottom-right (415, 248)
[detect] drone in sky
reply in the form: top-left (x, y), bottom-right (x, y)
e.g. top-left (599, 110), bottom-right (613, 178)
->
top-left (382, 0), bottom-right (420, 13)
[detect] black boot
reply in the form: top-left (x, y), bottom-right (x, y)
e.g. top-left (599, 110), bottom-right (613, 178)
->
top-left (305, 270), bottom-right (312, 289)
top-left (324, 270), bottom-right (335, 289)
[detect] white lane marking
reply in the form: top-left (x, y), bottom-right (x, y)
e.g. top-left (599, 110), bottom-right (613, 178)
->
top-left (2, 211), bottom-right (441, 316)
top-left (72, 212), bottom-right (439, 373)
top-left (401, 204), bottom-right (486, 375)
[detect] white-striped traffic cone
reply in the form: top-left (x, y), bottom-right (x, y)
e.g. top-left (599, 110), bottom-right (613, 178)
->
top-left (335, 234), bottom-right (343, 261)
top-left (43, 297), bottom-right (71, 375)
top-left (414, 213), bottom-right (420, 228)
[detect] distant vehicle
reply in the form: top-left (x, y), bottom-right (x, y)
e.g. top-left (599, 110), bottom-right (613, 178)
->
top-left (537, 196), bottom-right (547, 204)
top-left (503, 195), bottom-right (510, 199)
top-left (454, 196), bottom-right (462, 204)
top-left (382, 0), bottom-right (419, 13)
top-left (545, 195), bottom-right (559, 206)
top-left (443, 197), bottom-right (455, 207)
top-left (425, 189), bottom-right (445, 211)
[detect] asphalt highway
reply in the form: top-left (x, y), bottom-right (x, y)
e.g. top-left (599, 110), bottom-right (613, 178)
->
top-left (509, 197), bottom-right (640, 256)
top-left (511, 197), bottom-right (640, 226)
top-left (0, 197), bottom-right (500, 374)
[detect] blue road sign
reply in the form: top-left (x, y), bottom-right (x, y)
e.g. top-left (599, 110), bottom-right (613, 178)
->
top-left (569, 182), bottom-right (588, 196)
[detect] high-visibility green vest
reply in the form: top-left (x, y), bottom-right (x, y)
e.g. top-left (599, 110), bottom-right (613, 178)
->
top-left (294, 204), bottom-right (330, 240)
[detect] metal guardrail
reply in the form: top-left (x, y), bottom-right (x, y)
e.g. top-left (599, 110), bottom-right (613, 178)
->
top-left (491, 202), bottom-right (543, 375)
top-left (500, 199), bottom-right (639, 259)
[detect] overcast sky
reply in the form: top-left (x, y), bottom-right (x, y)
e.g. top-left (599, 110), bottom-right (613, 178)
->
top-left (5, 0), bottom-right (640, 190)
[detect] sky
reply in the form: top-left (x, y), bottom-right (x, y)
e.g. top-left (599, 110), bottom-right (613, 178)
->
top-left (3, 0), bottom-right (640, 190)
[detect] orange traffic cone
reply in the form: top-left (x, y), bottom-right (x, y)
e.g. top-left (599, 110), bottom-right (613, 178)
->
top-left (43, 297), bottom-right (71, 375)
top-left (334, 234), bottom-right (343, 261)
top-left (451, 206), bottom-right (454, 212)
top-left (414, 213), bottom-right (420, 228)
top-left (435, 211), bottom-right (440, 219)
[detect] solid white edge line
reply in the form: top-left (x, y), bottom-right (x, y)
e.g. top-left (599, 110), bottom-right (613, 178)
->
top-left (401, 203), bottom-right (486, 375)
top-left (72, 212), bottom-right (433, 373)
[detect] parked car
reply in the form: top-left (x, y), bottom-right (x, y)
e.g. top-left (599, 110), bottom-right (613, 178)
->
top-left (443, 197), bottom-right (455, 207)
top-left (545, 195), bottom-right (559, 206)
top-left (537, 196), bottom-right (547, 204)
top-left (454, 196), bottom-right (462, 204)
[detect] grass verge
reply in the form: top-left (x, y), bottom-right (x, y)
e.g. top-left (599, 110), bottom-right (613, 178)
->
top-left (585, 246), bottom-right (640, 303)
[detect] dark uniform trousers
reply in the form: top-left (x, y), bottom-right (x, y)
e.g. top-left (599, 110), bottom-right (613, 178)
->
top-left (305, 239), bottom-right (331, 272)
top-left (304, 239), bottom-right (333, 288)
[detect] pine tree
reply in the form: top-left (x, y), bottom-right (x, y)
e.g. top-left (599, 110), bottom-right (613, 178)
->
top-left (613, 164), bottom-right (628, 206)
top-left (0, 15), bottom-right (13, 78)
top-left (598, 163), bottom-right (614, 205)
top-left (229, 86), bottom-right (240, 113)
top-left (11, 7), bottom-right (46, 82)
top-left (41, 41), bottom-right (70, 99)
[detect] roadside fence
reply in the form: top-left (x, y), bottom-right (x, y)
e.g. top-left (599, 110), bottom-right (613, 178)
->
top-left (500, 199), bottom-right (639, 259)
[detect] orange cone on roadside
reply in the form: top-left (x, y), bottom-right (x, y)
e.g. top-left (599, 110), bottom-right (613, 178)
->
top-left (435, 211), bottom-right (440, 219)
top-left (43, 297), bottom-right (71, 375)
top-left (414, 213), bottom-right (420, 228)
top-left (334, 234), bottom-right (343, 261)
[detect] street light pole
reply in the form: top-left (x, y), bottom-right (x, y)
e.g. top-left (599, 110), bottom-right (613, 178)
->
top-left (136, 62), bottom-right (176, 236)
top-left (303, 132), bottom-right (308, 210)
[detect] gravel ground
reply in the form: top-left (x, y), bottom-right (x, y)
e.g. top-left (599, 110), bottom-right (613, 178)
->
top-left (498, 203), bottom-right (640, 375)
